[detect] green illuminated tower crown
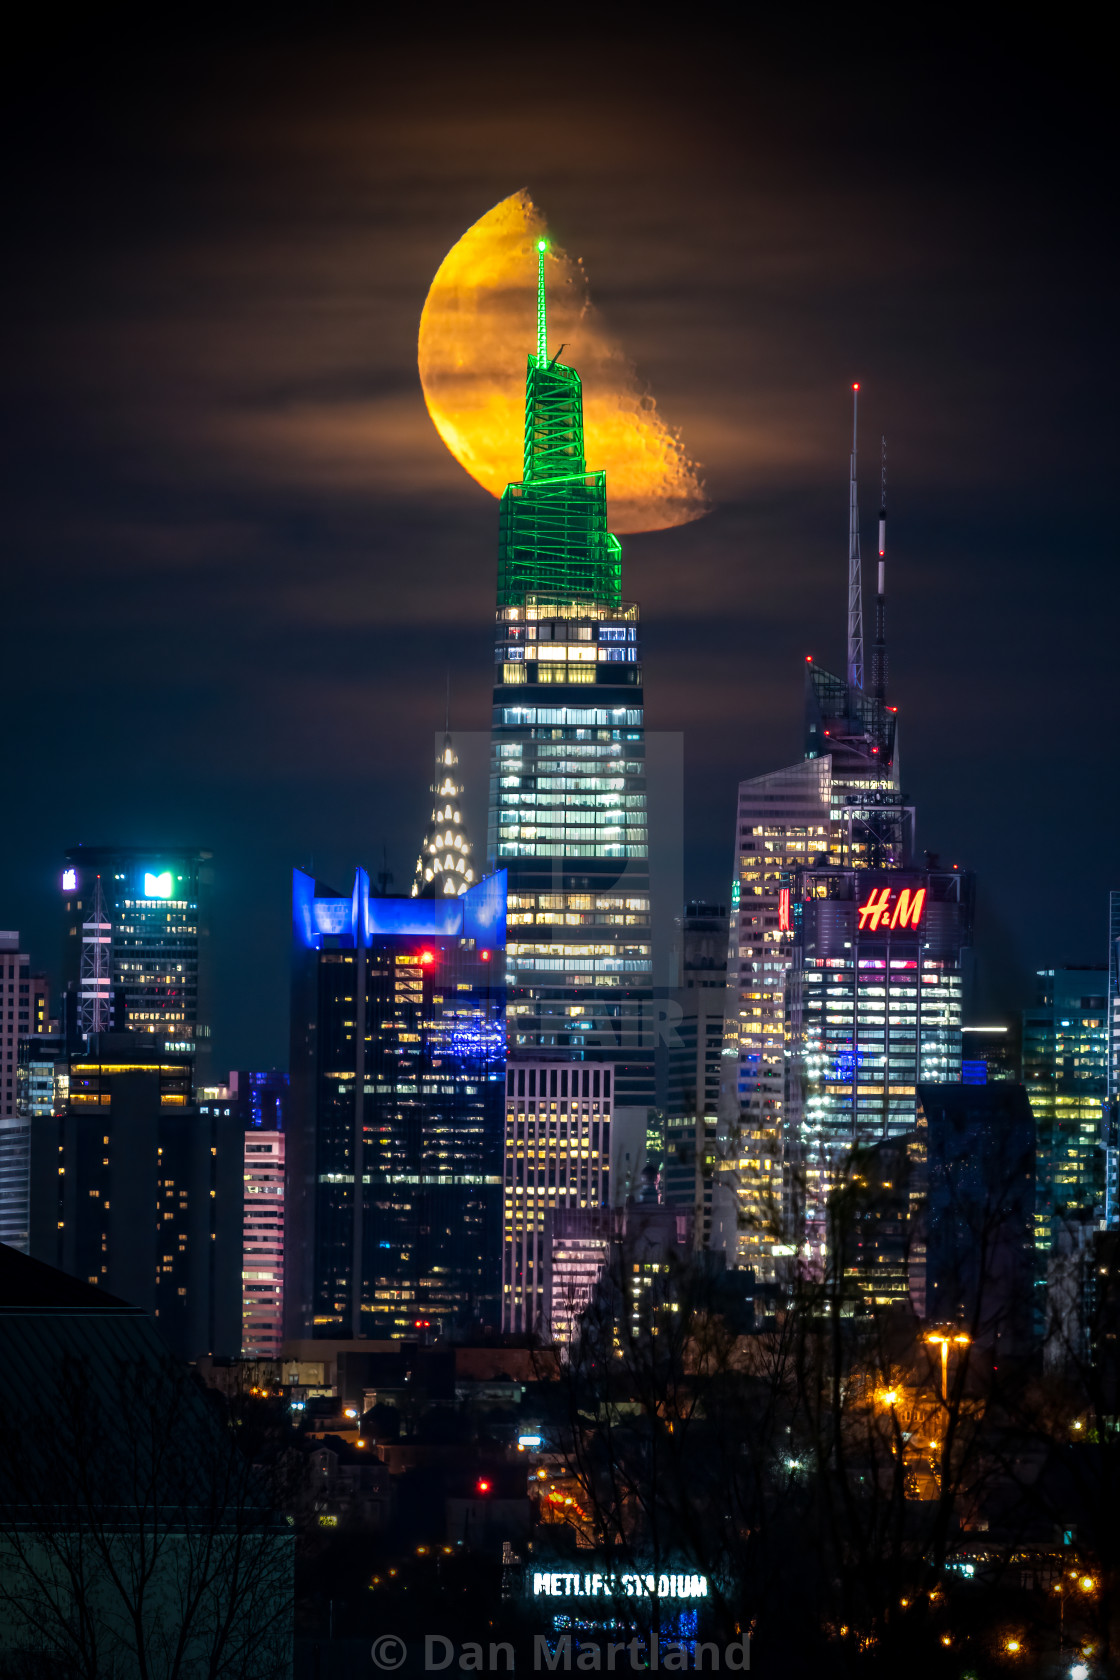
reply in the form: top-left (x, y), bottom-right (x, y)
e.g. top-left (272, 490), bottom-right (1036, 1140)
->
top-left (497, 239), bottom-right (622, 607)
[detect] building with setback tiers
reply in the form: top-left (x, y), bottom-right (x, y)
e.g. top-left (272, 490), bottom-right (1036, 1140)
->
top-left (488, 240), bottom-right (652, 1117)
top-left (287, 869), bottom-right (506, 1341)
top-left (720, 412), bottom-right (922, 1276)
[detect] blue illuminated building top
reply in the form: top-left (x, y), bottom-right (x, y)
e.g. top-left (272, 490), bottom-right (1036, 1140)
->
top-left (293, 867), bottom-right (506, 951)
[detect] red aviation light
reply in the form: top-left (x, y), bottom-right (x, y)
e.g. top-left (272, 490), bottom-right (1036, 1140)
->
top-left (852, 382), bottom-right (860, 391)
top-left (476, 1478), bottom-right (492, 1495)
top-left (480, 949), bottom-right (491, 962)
top-left (420, 950), bottom-right (436, 965)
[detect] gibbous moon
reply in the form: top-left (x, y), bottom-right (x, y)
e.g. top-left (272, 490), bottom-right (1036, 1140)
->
top-left (418, 191), bottom-right (707, 534)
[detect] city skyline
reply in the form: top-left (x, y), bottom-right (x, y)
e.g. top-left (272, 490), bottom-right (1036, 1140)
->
top-left (0, 15), bottom-right (1113, 1081)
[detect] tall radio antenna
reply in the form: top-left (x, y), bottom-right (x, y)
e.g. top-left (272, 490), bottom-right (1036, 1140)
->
top-left (871, 435), bottom-right (888, 702)
top-left (846, 383), bottom-right (864, 691)
top-left (536, 237), bottom-right (548, 368)
top-left (79, 873), bottom-right (113, 1039)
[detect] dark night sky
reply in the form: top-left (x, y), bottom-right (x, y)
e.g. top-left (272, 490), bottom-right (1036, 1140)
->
top-left (1, 9), bottom-right (1115, 1076)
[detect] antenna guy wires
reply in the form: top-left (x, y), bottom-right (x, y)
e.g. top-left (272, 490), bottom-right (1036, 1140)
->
top-left (847, 383), bottom-right (864, 692)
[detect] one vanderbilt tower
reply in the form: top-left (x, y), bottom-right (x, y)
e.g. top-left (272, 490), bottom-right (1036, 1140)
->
top-left (491, 241), bottom-right (653, 1325)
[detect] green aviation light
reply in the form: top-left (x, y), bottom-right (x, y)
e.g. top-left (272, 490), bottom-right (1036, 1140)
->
top-left (497, 236), bottom-right (622, 607)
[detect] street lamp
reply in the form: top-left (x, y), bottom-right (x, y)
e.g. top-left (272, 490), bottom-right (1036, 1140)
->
top-left (925, 1329), bottom-right (971, 1403)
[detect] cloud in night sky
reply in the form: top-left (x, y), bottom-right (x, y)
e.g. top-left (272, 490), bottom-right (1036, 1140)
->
top-left (0, 13), bottom-right (1114, 1069)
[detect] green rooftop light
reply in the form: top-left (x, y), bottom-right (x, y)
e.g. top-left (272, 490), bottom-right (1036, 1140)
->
top-left (496, 239), bottom-right (622, 608)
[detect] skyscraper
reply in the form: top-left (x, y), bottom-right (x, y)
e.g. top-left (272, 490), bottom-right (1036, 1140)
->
top-left (663, 903), bottom-right (729, 1253)
top-left (61, 847), bottom-right (212, 1079)
top-left (1, 931), bottom-right (55, 1252)
top-left (287, 868), bottom-right (506, 1340)
top-left (784, 865), bottom-right (972, 1251)
top-left (487, 241), bottom-right (650, 1331)
top-left (412, 733), bottom-right (477, 898)
top-left (1106, 892), bottom-right (1120, 1229)
top-left (1022, 967), bottom-right (1108, 1255)
top-left (198, 1071), bottom-right (289, 1357)
top-left (502, 1058), bottom-right (613, 1333)
top-left (488, 241), bottom-right (652, 1109)
top-left (28, 1034), bottom-right (243, 1359)
top-left (719, 760), bottom-right (833, 1276)
top-left (718, 396), bottom-right (935, 1273)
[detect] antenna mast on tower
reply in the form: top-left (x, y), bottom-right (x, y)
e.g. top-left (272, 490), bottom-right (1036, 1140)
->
top-left (846, 383), bottom-right (864, 691)
top-left (871, 435), bottom-right (888, 702)
top-left (536, 238), bottom-right (548, 367)
top-left (79, 873), bottom-right (113, 1039)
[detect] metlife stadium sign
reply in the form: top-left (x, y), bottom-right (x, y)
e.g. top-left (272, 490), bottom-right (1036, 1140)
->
top-left (531, 1569), bottom-right (709, 1601)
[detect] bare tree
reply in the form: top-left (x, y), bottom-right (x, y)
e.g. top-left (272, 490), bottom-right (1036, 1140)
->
top-left (0, 1347), bottom-right (293, 1680)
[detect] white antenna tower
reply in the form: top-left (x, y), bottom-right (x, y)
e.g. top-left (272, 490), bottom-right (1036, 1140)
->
top-left (846, 383), bottom-right (864, 691)
top-left (79, 873), bottom-right (113, 1038)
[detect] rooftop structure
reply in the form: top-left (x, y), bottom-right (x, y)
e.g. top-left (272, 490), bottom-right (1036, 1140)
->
top-left (489, 239), bottom-right (652, 1114)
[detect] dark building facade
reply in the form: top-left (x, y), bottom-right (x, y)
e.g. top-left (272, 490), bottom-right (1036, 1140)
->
top-left (287, 869), bottom-right (507, 1342)
top-left (28, 1033), bottom-right (242, 1359)
top-left (61, 845), bottom-right (212, 1082)
top-left (917, 1082), bottom-right (1036, 1357)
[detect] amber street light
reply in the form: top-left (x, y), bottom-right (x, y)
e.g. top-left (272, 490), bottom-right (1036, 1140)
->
top-left (925, 1330), bottom-right (971, 1403)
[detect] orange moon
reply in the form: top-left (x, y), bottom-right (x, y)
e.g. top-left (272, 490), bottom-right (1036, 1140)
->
top-left (417, 191), bottom-right (708, 534)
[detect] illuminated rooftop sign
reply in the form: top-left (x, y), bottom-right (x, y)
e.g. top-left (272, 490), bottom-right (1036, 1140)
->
top-left (857, 885), bottom-right (926, 932)
top-left (293, 867), bottom-right (507, 950)
top-left (144, 871), bottom-right (174, 899)
top-left (531, 1570), bottom-right (708, 1601)
top-left (62, 869), bottom-right (77, 892)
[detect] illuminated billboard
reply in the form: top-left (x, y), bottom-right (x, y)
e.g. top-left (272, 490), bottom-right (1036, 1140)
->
top-left (531, 1569), bottom-right (709, 1601)
top-left (856, 884), bottom-right (926, 932)
top-left (62, 868), bottom-right (77, 892)
top-left (143, 871), bottom-right (174, 899)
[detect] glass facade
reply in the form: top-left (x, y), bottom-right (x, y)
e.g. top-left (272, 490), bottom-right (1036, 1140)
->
top-left (1107, 892), bottom-right (1120, 1229)
top-left (720, 665), bottom-right (915, 1277)
top-left (502, 1059), bottom-right (611, 1334)
top-left (199, 1070), bottom-right (290, 1357)
top-left (61, 846), bottom-right (212, 1076)
top-left (1022, 967), bottom-right (1108, 1254)
top-left (288, 870), bottom-right (507, 1340)
top-left (785, 866), bottom-right (973, 1252)
top-left (241, 1131), bottom-right (285, 1357)
top-left (489, 312), bottom-right (652, 1111)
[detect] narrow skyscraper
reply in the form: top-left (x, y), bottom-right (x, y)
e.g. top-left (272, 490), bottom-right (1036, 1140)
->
top-left (489, 240), bottom-right (652, 1329)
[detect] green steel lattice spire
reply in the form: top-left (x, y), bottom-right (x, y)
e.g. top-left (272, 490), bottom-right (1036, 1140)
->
top-left (495, 234), bottom-right (622, 607)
